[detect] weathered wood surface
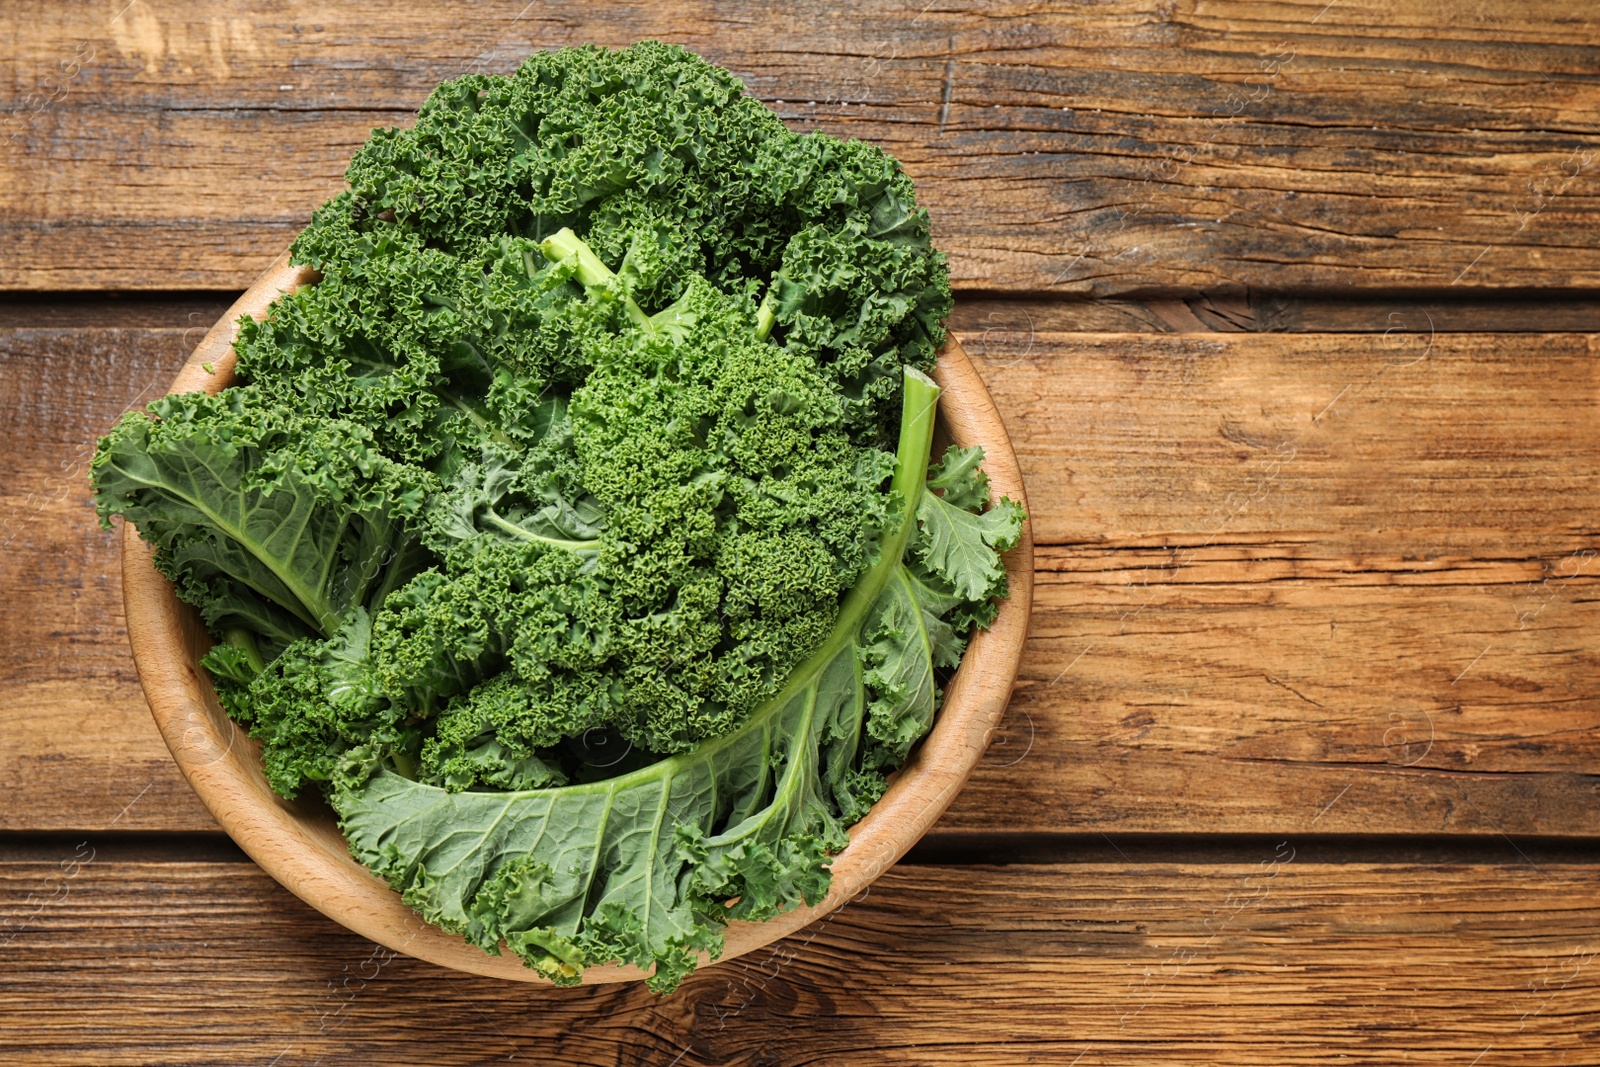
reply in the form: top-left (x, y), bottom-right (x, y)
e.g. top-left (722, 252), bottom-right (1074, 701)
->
top-left (3, 853), bottom-right (1598, 1065)
top-left (5, 320), bottom-right (1595, 834)
top-left (5, 1), bottom-right (1600, 293)
top-left (8, 292), bottom-right (1600, 335)
top-left (955, 292), bottom-right (1600, 336)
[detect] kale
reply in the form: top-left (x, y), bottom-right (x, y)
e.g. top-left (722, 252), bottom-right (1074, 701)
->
top-left (91, 41), bottom-right (1018, 993)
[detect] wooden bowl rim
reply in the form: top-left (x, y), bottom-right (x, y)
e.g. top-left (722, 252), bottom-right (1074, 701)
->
top-left (121, 251), bottom-right (1035, 984)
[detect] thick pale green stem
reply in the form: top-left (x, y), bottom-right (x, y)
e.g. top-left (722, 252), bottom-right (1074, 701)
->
top-left (754, 286), bottom-right (779, 341)
top-left (885, 367), bottom-right (941, 557)
top-left (223, 628), bottom-right (266, 676)
top-left (390, 750), bottom-right (418, 780)
top-left (538, 227), bottom-right (654, 333)
top-left (481, 508), bottom-right (601, 553)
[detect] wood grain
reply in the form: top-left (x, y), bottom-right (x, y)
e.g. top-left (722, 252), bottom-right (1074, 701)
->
top-left (4, 1), bottom-right (1600, 293)
top-left (958, 292), bottom-right (1600, 335)
top-left (960, 329), bottom-right (1600, 833)
top-left (8, 292), bottom-right (1600, 336)
top-left (5, 3), bottom-right (1598, 1059)
top-left (5, 322), bottom-right (1597, 836)
top-left (2, 854), bottom-right (1599, 1064)
top-left (0, 324), bottom-right (213, 831)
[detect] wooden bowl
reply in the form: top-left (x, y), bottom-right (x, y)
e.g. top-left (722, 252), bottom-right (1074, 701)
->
top-left (121, 252), bottom-right (1034, 984)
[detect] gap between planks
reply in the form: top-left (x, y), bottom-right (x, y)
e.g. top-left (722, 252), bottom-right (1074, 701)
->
top-left (4, 289), bottom-right (1600, 333)
top-left (7, 831), bottom-right (1600, 867)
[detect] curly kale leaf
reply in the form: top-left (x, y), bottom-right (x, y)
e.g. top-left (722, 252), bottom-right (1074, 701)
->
top-left (333, 644), bottom-right (843, 994)
top-left (329, 367), bottom-right (947, 992)
top-left (296, 41), bottom-right (948, 407)
top-left (914, 444), bottom-right (1026, 604)
top-left (321, 42), bottom-right (785, 302)
top-left (92, 388), bottom-right (432, 649)
top-left (206, 607), bottom-right (417, 798)
top-left (329, 369), bottom-right (1024, 992)
top-left (764, 218), bottom-right (951, 433)
top-left (315, 244), bottom-right (902, 771)
top-left (426, 438), bottom-right (603, 554)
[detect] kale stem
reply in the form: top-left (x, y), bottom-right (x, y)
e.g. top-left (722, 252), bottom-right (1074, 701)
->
top-left (435, 385), bottom-right (513, 447)
top-left (481, 508), bottom-right (602, 553)
top-left (390, 750), bottom-right (418, 780)
top-left (223, 628), bottom-right (266, 676)
top-left (539, 227), bottom-right (655, 334)
top-left (754, 286), bottom-right (778, 341)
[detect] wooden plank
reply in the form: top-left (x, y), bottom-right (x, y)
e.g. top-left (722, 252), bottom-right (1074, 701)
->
top-left (2, 853), bottom-right (1598, 1064)
top-left (0, 295), bottom-right (238, 330)
top-left (3, 323), bottom-right (1597, 834)
top-left (962, 292), bottom-right (1600, 335)
top-left (4, 1), bottom-right (1600, 293)
top-left (955, 329), bottom-right (1600, 834)
top-left (0, 326), bottom-right (214, 831)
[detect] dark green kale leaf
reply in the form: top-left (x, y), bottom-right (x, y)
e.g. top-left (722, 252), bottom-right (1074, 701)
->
top-left (330, 367), bottom-right (946, 993)
top-left (329, 370), bottom-right (1026, 992)
top-left (915, 444), bottom-right (1027, 605)
top-left (92, 387), bottom-right (432, 651)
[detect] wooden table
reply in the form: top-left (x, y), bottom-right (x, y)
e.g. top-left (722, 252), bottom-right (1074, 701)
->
top-left (4, 3), bottom-right (1598, 1063)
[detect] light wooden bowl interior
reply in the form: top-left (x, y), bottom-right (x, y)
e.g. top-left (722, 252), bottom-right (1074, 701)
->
top-left (121, 252), bottom-right (1035, 984)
